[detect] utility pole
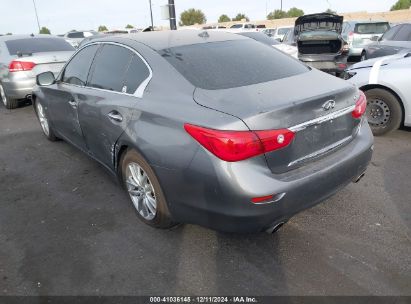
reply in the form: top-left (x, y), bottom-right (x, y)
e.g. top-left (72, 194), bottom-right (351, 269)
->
top-left (168, 0), bottom-right (177, 30)
top-left (148, 0), bottom-right (154, 29)
top-left (32, 0), bottom-right (41, 32)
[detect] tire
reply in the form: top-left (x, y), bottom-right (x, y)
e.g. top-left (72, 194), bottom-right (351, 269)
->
top-left (34, 99), bottom-right (58, 141)
top-left (364, 88), bottom-right (403, 136)
top-left (120, 149), bottom-right (176, 229)
top-left (0, 83), bottom-right (18, 109)
top-left (360, 51), bottom-right (367, 62)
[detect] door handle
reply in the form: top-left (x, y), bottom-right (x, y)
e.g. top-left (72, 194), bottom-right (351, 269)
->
top-left (107, 111), bottom-right (123, 122)
top-left (68, 99), bottom-right (77, 108)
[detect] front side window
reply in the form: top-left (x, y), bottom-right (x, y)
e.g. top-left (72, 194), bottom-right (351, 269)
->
top-left (88, 44), bottom-right (133, 92)
top-left (381, 25), bottom-right (401, 41)
top-left (159, 39), bottom-right (309, 90)
top-left (393, 24), bottom-right (411, 41)
top-left (62, 44), bottom-right (99, 86)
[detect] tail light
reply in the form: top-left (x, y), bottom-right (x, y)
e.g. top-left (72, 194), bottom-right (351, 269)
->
top-left (352, 91), bottom-right (367, 119)
top-left (348, 31), bottom-right (354, 42)
top-left (9, 60), bottom-right (36, 72)
top-left (184, 124), bottom-right (295, 162)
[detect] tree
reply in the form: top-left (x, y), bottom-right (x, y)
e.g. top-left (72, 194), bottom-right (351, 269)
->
top-left (390, 0), bottom-right (411, 10)
top-left (39, 27), bottom-right (50, 34)
top-left (125, 24), bottom-right (134, 29)
top-left (324, 8), bottom-right (337, 14)
top-left (218, 14), bottom-right (231, 23)
top-left (287, 7), bottom-right (304, 17)
top-left (232, 13), bottom-right (249, 22)
top-left (179, 8), bottom-right (207, 26)
top-left (98, 25), bottom-right (108, 32)
top-left (267, 10), bottom-right (287, 20)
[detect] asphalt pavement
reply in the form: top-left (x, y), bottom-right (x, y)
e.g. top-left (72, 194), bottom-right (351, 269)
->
top-left (0, 103), bottom-right (410, 296)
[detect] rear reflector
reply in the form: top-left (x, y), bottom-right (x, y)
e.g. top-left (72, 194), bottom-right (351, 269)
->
top-left (184, 124), bottom-right (295, 162)
top-left (352, 91), bottom-right (367, 119)
top-left (9, 60), bottom-right (36, 72)
top-left (251, 195), bottom-right (274, 204)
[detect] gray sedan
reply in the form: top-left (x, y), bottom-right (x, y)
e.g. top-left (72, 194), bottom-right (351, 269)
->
top-left (0, 34), bottom-right (74, 109)
top-left (32, 31), bottom-right (373, 233)
top-left (345, 52), bottom-right (411, 135)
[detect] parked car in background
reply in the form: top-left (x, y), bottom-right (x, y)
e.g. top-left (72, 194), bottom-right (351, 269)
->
top-left (294, 13), bottom-right (349, 76)
top-left (273, 26), bottom-right (293, 41)
top-left (238, 31), bottom-right (298, 58)
top-left (229, 23), bottom-right (257, 31)
top-left (262, 28), bottom-right (276, 37)
top-left (0, 34), bottom-right (74, 109)
top-left (342, 21), bottom-right (390, 59)
top-left (32, 31), bottom-right (372, 233)
top-left (345, 52), bottom-right (411, 135)
top-left (362, 23), bottom-right (411, 60)
top-left (64, 30), bottom-right (99, 48)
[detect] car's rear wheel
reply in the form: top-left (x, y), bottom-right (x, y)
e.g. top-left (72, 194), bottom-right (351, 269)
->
top-left (0, 83), bottom-right (18, 109)
top-left (365, 88), bottom-right (403, 136)
top-left (121, 149), bottom-right (176, 229)
top-left (34, 100), bottom-right (58, 141)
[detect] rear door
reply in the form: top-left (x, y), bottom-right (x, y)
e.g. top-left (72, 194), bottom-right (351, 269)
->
top-left (47, 44), bottom-right (100, 150)
top-left (78, 43), bottom-right (151, 169)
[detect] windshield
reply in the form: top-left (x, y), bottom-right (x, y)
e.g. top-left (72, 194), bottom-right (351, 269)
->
top-left (5, 38), bottom-right (74, 55)
top-left (230, 24), bottom-right (243, 29)
top-left (159, 39), bottom-right (309, 90)
top-left (354, 23), bottom-right (390, 34)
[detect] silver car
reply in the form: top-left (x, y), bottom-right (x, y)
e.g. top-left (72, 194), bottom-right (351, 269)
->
top-left (0, 34), bottom-right (74, 109)
top-left (345, 52), bottom-right (411, 135)
top-left (64, 30), bottom-right (99, 48)
top-left (342, 21), bottom-right (390, 57)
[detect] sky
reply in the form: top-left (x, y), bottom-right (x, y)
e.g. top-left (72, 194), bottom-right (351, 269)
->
top-left (1, 0), bottom-right (395, 35)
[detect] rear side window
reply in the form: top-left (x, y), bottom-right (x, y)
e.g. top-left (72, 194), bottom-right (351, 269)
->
top-left (122, 55), bottom-right (150, 94)
top-left (393, 24), bottom-right (411, 41)
top-left (5, 38), bottom-right (74, 55)
top-left (159, 39), bottom-right (309, 90)
top-left (62, 44), bottom-right (99, 86)
top-left (88, 44), bottom-right (133, 92)
top-left (354, 23), bottom-right (390, 34)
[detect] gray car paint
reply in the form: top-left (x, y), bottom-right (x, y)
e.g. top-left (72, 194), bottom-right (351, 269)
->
top-left (33, 31), bottom-right (373, 232)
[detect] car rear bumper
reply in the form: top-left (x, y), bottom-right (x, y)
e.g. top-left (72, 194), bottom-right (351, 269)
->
top-left (2, 78), bottom-right (35, 99)
top-left (156, 120), bottom-right (374, 233)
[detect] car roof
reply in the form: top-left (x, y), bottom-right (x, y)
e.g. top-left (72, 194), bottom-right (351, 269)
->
top-left (0, 34), bottom-right (62, 42)
top-left (93, 30), bottom-right (247, 51)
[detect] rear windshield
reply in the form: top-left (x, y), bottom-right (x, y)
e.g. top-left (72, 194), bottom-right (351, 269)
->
top-left (5, 38), bottom-right (74, 55)
top-left (278, 28), bottom-right (290, 35)
top-left (159, 39), bottom-right (309, 90)
top-left (354, 23), bottom-right (390, 34)
top-left (230, 24), bottom-right (243, 29)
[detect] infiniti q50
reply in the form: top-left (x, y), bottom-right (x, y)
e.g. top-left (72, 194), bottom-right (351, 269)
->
top-left (32, 31), bottom-right (373, 233)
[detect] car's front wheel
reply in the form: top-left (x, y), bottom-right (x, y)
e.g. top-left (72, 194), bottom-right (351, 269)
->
top-left (34, 100), bottom-right (58, 141)
top-left (121, 149), bottom-right (176, 229)
top-left (360, 51), bottom-right (367, 62)
top-left (365, 88), bottom-right (403, 136)
top-left (0, 83), bottom-right (18, 109)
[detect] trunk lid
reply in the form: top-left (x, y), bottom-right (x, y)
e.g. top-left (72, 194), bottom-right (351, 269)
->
top-left (295, 13), bottom-right (343, 36)
top-left (193, 69), bottom-right (360, 173)
top-left (16, 51), bottom-right (73, 76)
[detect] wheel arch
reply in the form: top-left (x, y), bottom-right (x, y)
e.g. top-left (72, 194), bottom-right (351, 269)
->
top-left (360, 83), bottom-right (405, 124)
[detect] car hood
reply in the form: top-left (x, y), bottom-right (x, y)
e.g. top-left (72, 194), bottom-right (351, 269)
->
top-left (295, 13), bottom-right (343, 36)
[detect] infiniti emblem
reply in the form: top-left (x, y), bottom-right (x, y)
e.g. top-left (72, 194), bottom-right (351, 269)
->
top-left (322, 100), bottom-right (336, 111)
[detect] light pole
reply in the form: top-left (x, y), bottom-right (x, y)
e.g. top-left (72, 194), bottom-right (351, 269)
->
top-left (168, 0), bottom-right (177, 30)
top-left (148, 0), bottom-right (154, 29)
top-left (280, 0), bottom-right (283, 11)
top-left (32, 0), bottom-right (41, 32)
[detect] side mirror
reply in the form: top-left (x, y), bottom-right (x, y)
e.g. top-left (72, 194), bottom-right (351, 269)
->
top-left (371, 35), bottom-right (379, 42)
top-left (36, 71), bottom-right (55, 86)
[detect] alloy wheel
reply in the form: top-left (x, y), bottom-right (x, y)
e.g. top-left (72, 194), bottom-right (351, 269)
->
top-left (36, 102), bottom-right (50, 136)
top-left (126, 162), bottom-right (157, 220)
